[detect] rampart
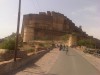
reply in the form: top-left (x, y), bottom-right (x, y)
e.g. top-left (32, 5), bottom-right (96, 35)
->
top-left (21, 11), bottom-right (100, 47)
top-left (21, 11), bottom-right (86, 42)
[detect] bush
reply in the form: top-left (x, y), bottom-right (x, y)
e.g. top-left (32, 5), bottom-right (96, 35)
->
top-left (77, 39), bottom-right (95, 48)
top-left (62, 34), bottom-right (68, 42)
top-left (77, 40), bottom-right (86, 46)
top-left (0, 38), bottom-right (15, 50)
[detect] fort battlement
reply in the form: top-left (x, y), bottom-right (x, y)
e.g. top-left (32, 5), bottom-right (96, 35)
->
top-left (21, 11), bottom-right (89, 46)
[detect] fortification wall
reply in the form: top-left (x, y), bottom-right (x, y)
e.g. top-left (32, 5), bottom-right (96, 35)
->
top-left (68, 34), bottom-right (77, 47)
top-left (52, 11), bottom-right (65, 31)
top-left (23, 26), bottom-right (34, 42)
top-left (21, 11), bottom-right (82, 44)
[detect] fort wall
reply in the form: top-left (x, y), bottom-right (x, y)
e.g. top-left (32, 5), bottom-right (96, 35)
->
top-left (21, 11), bottom-right (89, 46)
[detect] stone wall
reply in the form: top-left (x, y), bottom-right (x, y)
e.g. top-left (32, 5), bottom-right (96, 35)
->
top-left (23, 26), bottom-right (34, 42)
top-left (22, 11), bottom-right (69, 42)
top-left (21, 11), bottom-right (94, 47)
top-left (0, 50), bottom-right (49, 75)
top-left (68, 34), bottom-right (77, 47)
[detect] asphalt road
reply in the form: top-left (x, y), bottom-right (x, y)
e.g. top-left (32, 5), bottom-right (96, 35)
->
top-left (47, 48), bottom-right (100, 75)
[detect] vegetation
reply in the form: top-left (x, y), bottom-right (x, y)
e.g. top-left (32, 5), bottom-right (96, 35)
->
top-left (0, 39), bottom-right (15, 50)
top-left (0, 33), bottom-right (16, 50)
top-left (62, 34), bottom-right (68, 42)
top-left (38, 42), bottom-right (51, 48)
top-left (0, 32), bottom-right (23, 50)
top-left (77, 39), bottom-right (95, 48)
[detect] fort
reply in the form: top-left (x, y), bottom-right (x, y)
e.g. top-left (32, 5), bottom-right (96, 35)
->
top-left (21, 11), bottom-right (100, 48)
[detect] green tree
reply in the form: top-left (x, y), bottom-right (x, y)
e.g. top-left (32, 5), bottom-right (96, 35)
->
top-left (62, 34), bottom-right (68, 42)
top-left (0, 33), bottom-right (16, 50)
top-left (77, 39), bottom-right (95, 48)
top-left (0, 39), bottom-right (15, 50)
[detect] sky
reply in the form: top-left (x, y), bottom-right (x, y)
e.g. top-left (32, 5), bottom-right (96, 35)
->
top-left (0, 0), bottom-right (100, 39)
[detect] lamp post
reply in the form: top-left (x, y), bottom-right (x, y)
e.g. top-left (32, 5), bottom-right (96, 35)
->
top-left (14, 0), bottom-right (21, 62)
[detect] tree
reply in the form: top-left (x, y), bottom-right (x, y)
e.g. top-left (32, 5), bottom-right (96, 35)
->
top-left (62, 34), bottom-right (68, 42)
top-left (0, 33), bottom-right (16, 50)
top-left (77, 39), bottom-right (95, 48)
top-left (0, 39), bottom-right (15, 50)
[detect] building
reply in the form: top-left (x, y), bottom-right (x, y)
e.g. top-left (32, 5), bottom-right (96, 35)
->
top-left (21, 11), bottom-right (100, 47)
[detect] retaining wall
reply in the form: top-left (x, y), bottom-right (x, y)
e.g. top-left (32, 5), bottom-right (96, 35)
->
top-left (0, 50), bottom-right (49, 75)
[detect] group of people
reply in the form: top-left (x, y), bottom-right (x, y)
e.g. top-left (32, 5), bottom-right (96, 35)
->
top-left (59, 44), bottom-right (68, 51)
top-left (51, 43), bottom-right (69, 53)
top-left (59, 44), bottom-right (69, 54)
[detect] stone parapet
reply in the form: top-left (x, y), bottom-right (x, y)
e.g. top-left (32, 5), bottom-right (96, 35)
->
top-left (0, 50), bottom-right (49, 75)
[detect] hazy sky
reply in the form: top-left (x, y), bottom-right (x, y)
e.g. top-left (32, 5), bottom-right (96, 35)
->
top-left (0, 0), bottom-right (100, 39)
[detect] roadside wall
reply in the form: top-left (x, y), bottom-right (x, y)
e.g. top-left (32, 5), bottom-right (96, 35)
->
top-left (0, 50), bottom-right (49, 75)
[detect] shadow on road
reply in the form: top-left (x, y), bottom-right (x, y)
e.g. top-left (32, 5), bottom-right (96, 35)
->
top-left (9, 50), bottom-right (50, 75)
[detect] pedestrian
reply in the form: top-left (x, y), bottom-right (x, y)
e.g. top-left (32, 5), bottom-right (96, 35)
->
top-left (59, 44), bottom-right (63, 51)
top-left (63, 45), bottom-right (66, 51)
top-left (66, 45), bottom-right (68, 54)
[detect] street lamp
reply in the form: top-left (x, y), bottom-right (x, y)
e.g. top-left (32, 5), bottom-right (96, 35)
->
top-left (14, 0), bottom-right (21, 62)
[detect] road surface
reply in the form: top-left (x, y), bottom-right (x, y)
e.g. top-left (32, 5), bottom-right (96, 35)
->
top-left (47, 48), bottom-right (100, 75)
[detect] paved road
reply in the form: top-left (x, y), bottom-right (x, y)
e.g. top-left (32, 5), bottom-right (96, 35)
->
top-left (11, 48), bottom-right (60, 75)
top-left (47, 48), bottom-right (100, 75)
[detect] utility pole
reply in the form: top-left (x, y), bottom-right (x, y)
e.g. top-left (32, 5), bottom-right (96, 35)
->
top-left (14, 0), bottom-right (21, 62)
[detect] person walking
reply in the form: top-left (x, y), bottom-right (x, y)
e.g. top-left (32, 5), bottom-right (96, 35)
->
top-left (66, 45), bottom-right (68, 54)
top-left (59, 44), bottom-right (63, 51)
top-left (63, 45), bottom-right (66, 51)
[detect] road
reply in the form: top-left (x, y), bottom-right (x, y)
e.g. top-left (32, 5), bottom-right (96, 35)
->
top-left (47, 48), bottom-right (100, 75)
top-left (11, 48), bottom-right (60, 75)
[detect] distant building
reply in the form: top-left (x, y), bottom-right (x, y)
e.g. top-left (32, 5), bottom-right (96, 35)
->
top-left (21, 11), bottom-right (100, 48)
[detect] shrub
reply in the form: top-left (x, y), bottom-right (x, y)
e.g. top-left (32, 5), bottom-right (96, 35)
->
top-left (0, 38), bottom-right (15, 50)
top-left (77, 39), bottom-right (95, 48)
top-left (0, 33), bottom-right (16, 50)
top-left (62, 34), bottom-right (68, 42)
